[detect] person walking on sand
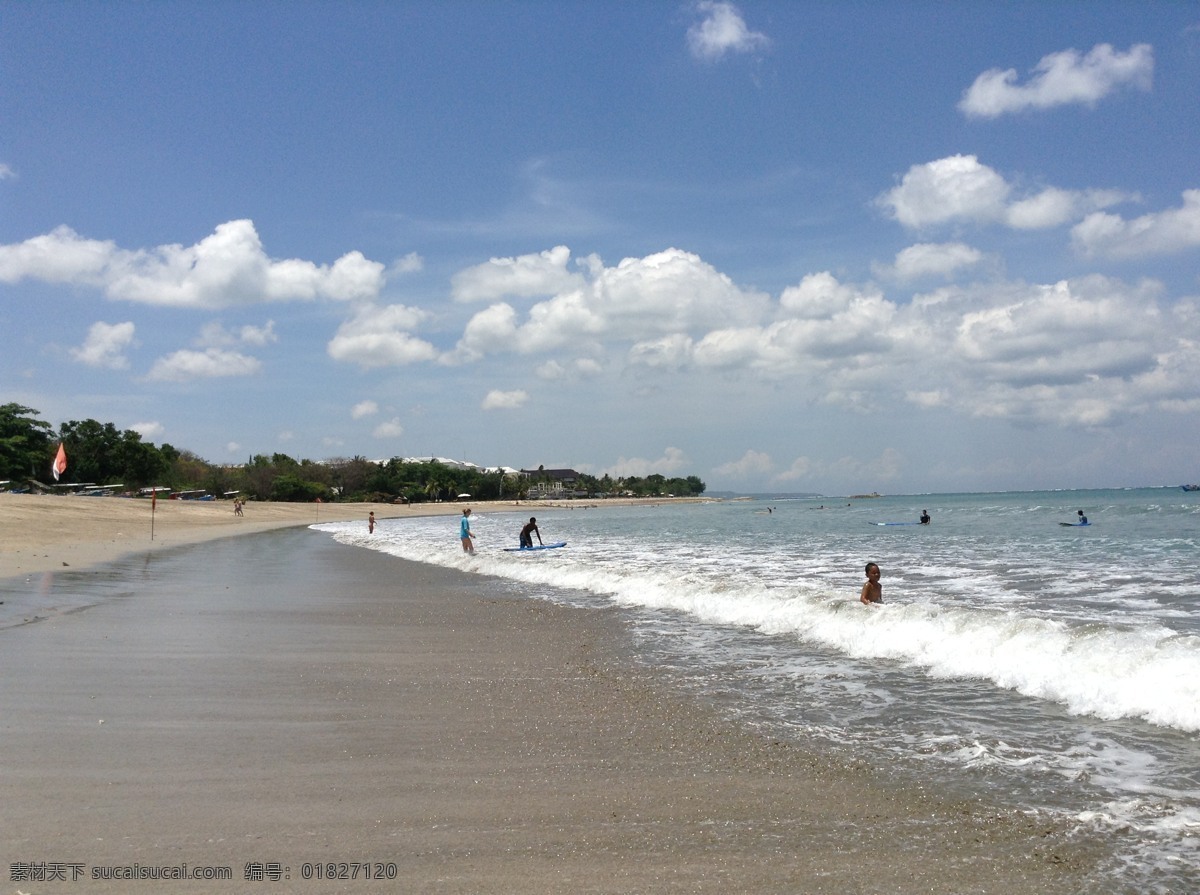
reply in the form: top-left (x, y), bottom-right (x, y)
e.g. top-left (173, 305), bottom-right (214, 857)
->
top-left (460, 508), bottom-right (475, 553)
top-left (860, 562), bottom-right (883, 605)
top-left (519, 516), bottom-right (543, 548)
top-left (368, 511), bottom-right (376, 534)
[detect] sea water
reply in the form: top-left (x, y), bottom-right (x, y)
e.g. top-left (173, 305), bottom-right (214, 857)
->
top-left (319, 488), bottom-right (1200, 893)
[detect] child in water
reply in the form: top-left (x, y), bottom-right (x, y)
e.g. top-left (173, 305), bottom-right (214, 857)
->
top-left (860, 562), bottom-right (883, 605)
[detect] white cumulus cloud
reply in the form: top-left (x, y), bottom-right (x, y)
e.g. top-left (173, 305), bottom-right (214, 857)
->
top-left (687, 1), bottom-right (769, 61)
top-left (130, 421), bottom-right (164, 439)
top-left (1071, 189), bottom-right (1200, 259)
top-left (451, 245), bottom-right (584, 302)
top-left (481, 389), bottom-right (529, 410)
top-left (70, 321), bottom-right (136, 369)
top-left (327, 303), bottom-right (440, 368)
top-left (599, 447), bottom-right (690, 479)
top-left (351, 400), bottom-right (379, 419)
top-left (713, 449), bottom-right (774, 479)
top-left (877, 155), bottom-right (1131, 232)
top-left (0, 220), bottom-right (386, 308)
top-left (373, 418), bottom-right (405, 438)
top-left (146, 348), bottom-right (263, 382)
top-left (452, 247), bottom-right (769, 362)
top-left (959, 43), bottom-right (1153, 118)
top-left (882, 242), bottom-right (984, 281)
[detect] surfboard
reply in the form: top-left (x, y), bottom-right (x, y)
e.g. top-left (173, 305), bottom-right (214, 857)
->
top-left (503, 541), bottom-right (568, 552)
top-left (870, 522), bottom-right (920, 526)
top-left (1059, 522), bottom-right (1090, 527)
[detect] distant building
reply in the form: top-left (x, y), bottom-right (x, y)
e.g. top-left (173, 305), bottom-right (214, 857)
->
top-left (520, 468), bottom-right (584, 499)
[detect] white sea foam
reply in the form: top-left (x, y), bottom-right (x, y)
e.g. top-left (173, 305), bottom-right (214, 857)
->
top-left (323, 510), bottom-right (1200, 733)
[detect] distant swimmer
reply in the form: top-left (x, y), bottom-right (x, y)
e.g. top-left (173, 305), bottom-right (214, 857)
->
top-left (920, 509), bottom-right (930, 524)
top-left (860, 562), bottom-right (883, 605)
top-left (519, 516), bottom-right (543, 548)
top-left (1077, 509), bottom-right (1088, 525)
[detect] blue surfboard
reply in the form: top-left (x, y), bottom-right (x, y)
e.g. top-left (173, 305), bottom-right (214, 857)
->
top-left (1059, 522), bottom-right (1090, 527)
top-left (503, 541), bottom-right (567, 552)
top-left (870, 522), bottom-right (920, 526)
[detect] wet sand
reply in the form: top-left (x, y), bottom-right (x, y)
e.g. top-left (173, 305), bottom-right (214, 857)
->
top-left (0, 503), bottom-right (1104, 893)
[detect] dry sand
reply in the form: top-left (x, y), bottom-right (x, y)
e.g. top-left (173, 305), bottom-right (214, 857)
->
top-left (0, 495), bottom-right (1105, 893)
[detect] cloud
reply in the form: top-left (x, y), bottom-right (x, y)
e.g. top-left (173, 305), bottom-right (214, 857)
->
top-left (879, 242), bottom-right (984, 281)
top-left (0, 163), bottom-right (14, 180)
top-left (451, 245), bottom-right (584, 302)
top-left (70, 321), bottom-right (136, 369)
top-left (1005, 187), bottom-right (1133, 229)
top-left (610, 265), bottom-right (1199, 429)
top-left (713, 449), bottom-right (774, 479)
top-left (197, 319), bottom-right (278, 348)
top-left (0, 220), bottom-right (386, 308)
top-left (453, 247), bottom-right (770, 361)
top-left (773, 456), bottom-right (814, 483)
top-left (389, 252), bottom-right (424, 276)
top-left (130, 421), bottom-right (164, 439)
top-left (599, 447), bottom-right (690, 479)
top-left (146, 348), bottom-right (263, 381)
top-left (687, 1), bottom-right (769, 61)
top-left (959, 43), bottom-right (1153, 118)
top-left (878, 155), bottom-right (1011, 228)
top-left (373, 418), bottom-right (405, 438)
top-left (481, 389), bottom-right (529, 410)
top-left (628, 333), bottom-right (695, 371)
top-left (1071, 189), bottom-right (1200, 259)
top-left (877, 155), bottom-right (1131, 231)
top-left (351, 400), bottom-right (379, 419)
top-left (326, 303), bottom-right (440, 368)
top-left (536, 358), bottom-right (603, 380)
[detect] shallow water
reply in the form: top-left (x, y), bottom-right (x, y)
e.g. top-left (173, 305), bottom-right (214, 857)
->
top-left (319, 489), bottom-right (1200, 893)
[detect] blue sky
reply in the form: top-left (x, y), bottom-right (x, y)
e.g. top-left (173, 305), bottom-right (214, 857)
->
top-left (3, 1), bottom-right (1199, 495)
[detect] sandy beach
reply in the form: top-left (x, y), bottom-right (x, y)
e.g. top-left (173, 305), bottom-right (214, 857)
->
top-left (0, 494), bottom-right (1104, 893)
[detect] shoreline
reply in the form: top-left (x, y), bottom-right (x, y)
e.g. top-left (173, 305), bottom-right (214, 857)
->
top-left (0, 526), bottom-right (1104, 893)
top-left (0, 492), bottom-right (714, 581)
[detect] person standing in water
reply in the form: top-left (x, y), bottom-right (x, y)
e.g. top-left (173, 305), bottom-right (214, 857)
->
top-left (1077, 509), bottom-right (1088, 525)
top-left (860, 562), bottom-right (883, 605)
top-left (519, 517), bottom-right (543, 548)
top-left (920, 509), bottom-right (930, 524)
top-left (368, 511), bottom-right (376, 534)
top-left (460, 508), bottom-right (475, 553)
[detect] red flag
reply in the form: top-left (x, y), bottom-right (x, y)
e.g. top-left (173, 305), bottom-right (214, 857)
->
top-left (51, 443), bottom-right (67, 481)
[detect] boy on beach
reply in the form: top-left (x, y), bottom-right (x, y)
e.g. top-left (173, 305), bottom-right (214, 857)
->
top-left (460, 508), bottom-right (475, 553)
top-left (368, 511), bottom-right (375, 534)
top-left (860, 562), bottom-right (883, 605)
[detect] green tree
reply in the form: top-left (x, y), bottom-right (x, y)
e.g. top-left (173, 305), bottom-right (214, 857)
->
top-left (270, 473), bottom-right (328, 502)
top-left (58, 419), bottom-right (124, 484)
top-left (0, 403), bottom-right (54, 481)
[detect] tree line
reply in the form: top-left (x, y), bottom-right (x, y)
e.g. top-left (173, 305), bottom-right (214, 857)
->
top-left (0, 404), bottom-right (705, 503)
